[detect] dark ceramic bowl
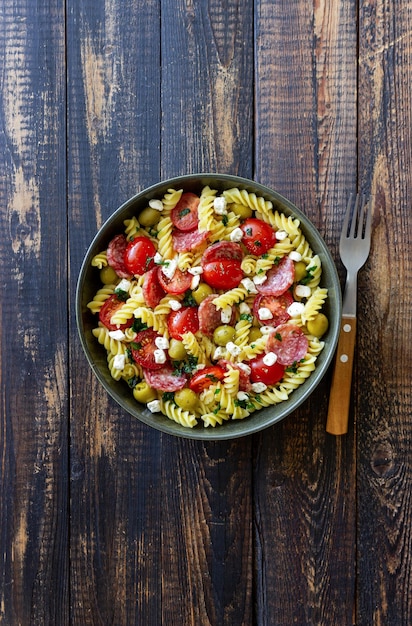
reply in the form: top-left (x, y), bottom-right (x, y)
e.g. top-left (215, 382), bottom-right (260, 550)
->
top-left (76, 174), bottom-right (341, 439)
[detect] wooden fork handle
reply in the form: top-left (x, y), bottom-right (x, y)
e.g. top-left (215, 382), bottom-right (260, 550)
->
top-left (326, 315), bottom-right (357, 435)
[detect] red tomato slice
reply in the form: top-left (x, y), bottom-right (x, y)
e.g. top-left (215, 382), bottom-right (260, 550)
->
top-left (131, 328), bottom-right (166, 370)
top-left (253, 292), bottom-right (293, 327)
top-left (98, 294), bottom-right (133, 331)
top-left (189, 366), bottom-right (225, 393)
top-left (201, 241), bottom-right (244, 265)
top-left (249, 354), bottom-right (285, 386)
top-left (202, 259), bottom-right (244, 290)
top-left (142, 266), bottom-right (166, 308)
top-left (158, 267), bottom-right (193, 294)
top-left (124, 237), bottom-right (157, 276)
top-left (168, 307), bottom-right (200, 340)
top-left (171, 192), bottom-right (200, 231)
top-left (240, 218), bottom-right (277, 255)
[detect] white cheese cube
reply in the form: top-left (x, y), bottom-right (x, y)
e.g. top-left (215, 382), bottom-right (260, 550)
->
top-left (169, 299), bottom-right (182, 311)
top-left (190, 274), bottom-right (200, 290)
top-left (289, 250), bottom-right (302, 262)
top-left (116, 279), bottom-right (131, 293)
top-left (155, 336), bottom-right (169, 350)
top-left (237, 362), bottom-right (251, 375)
top-left (226, 342), bottom-right (241, 357)
top-left (148, 199), bottom-right (164, 211)
top-left (229, 227), bottom-right (244, 242)
top-left (251, 382), bottom-right (267, 393)
top-left (236, 391), bottom-right (249, 402)
top-left (287, 302), bottom-right (305, 317)
top-left (295, 284), bottom-right (312, 298)
top-left (147, 399), bottom-right (161, 413)
top-left (258, 307), bottom-right (273, 321)
top-left (154, 252), bottom-right (163, 264)
top-left (239, 302), bottom-right (251, 315)
top-left (263, 352), bottom-right (277, 366)
top-left (161, 258), bottom-right (178, 280)
top-left (213, 196), bottom-right (227, 215)
top-left (154, 349), bottom-right (167, 364)
top-left (188, 266), bottom-right (203, 275)
top-left (213, 346), bottom-right (225, 360)
top-left (275, 230), bottom-right (288, 241)
top-left (253, 274), bottom-right (267, 285)
top-left (241, 277), bottom-right (257, 294)
top-left (113, 354), bottom-right (126, 370)
top-left (220, 306), bottom-right (232, 324)
top-left (108, 330), bottom-right (126, 341)
top-left (260, 326), bottom-right (273, 334)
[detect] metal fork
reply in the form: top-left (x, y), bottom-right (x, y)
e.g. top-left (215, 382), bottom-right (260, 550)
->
top-left (326, 194), bottom-right (373, 435)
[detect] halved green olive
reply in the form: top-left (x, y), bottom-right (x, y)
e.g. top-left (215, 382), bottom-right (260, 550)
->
top-left (213, 325), bottom-right (236, 346)
top-left (133, 381), bottom-right (157, 403)
top-left (192, 282), bottom-right (213, 305)
top-left (307, 313), bottom-right (329, 338)
top-left (174, 388), bottom-right (198, 411)
top-left (168, 338), bottom-right (187, 361)
top-left (138, 207), bottom-right (161, 227)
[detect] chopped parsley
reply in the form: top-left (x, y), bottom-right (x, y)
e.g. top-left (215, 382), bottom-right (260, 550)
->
top-left (275, 332), bottom-right (282, 341)
top-left (182, 290), bottom-right (197, 307)
top-left (240, 313), bottom-right (253, 322)
top-left (300, 265), bottom-right (316, 285)
top-left (172, 355), bottom-right (198, 376)
top-left (179, 207), bottom-right (191, 218)
top-left (162, 391), bottom-right (175, 402)
top-left (131, 341), bottom-right (142, 351)
top-left (213, 403), bottom-right (221, 415)
top-left (254, 240), bottom-right (262, 247)
top-left (222, 214), bottom-right (229, 227)
top-left (114, 288), bottom-right (129, 301)
top-left (145, 256), bottom-right (154, 270)
top-left (234, 398), bottom-right (256, 410)
top-left (132, 318), bottom-right (148, 333)
top-left (127, 376), bottom-right (139, 389)
top-left (245, 227), bottom-right (253, 236)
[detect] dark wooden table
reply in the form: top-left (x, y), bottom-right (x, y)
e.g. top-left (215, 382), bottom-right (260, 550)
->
top-left (1, 1), bottom-right (411, 624)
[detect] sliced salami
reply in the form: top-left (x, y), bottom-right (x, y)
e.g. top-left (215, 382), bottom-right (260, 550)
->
top-left (143, 266), bottom-right (166, 308)
top-left (144, 365), bottom-right (187, 392)
top-left (201, 241), bottom-right (244, 266)
top-left (253, 292), bottom-right (293, 327)
top-left (266, 324), bottom-right (309, 366)
top-left (256, 256), bottom-right (295, 297)
top-left (198, 294), bottom-right (235, 337)
top-left (106, 234), bottom-right (131, 279)
top-left (172, 228), bottom-right (209, 252)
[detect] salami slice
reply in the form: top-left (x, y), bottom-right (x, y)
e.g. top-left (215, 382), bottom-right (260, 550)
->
top-left (172, 228), bottom-right (209, 252)
top-left (266, 324), bottom-right (309, 366)
top-left (253, 293), bottom-right (293, 327)
top-left (143, 266), bottom-right (166, 308)
top-left (106, 234), bottom-right (131, 279)
top-left (201, 241), bottom-right (244, 266)
top-left (198, 294), bottom-right (235, 337)
top-left (144, 365), bottom-right (187, 392)
top-left (256, 256), bottom-right (295, 297)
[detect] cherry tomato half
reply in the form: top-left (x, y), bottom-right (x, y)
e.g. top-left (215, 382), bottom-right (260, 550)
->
top-left (99, 294), bottom-right (133, 331)
top-left (131, 328), bottom-right (166, 370)
top-left (171, 192), bottom-right (200, 231)
top-left (124, 237), bottom-right (157, 276)
top-left (249, 354), bottom-right (285, 386)
top-left (189, 366), bottom-right (226, 393)
top-left (240, 218), bottom-right (277, 255)
top-left (253, 292), bottom-right (293, 327)
top-left (158, 267), bottom-right (193, 294)
top-left (202, 259), bottom-right (243, 290)
top-left (168, 307), bottom-right (200, 340)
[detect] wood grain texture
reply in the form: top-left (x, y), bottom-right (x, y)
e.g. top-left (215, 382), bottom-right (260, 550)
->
top-left (0, 1), bottom-right (68, 624)
top-left (357, 0), bottom-right (412, 623)
top-left (254, 1), bottom-right (358, 624)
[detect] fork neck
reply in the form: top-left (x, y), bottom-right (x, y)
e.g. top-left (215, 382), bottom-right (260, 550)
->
top-left (342, 270), bottom-right (358, 317)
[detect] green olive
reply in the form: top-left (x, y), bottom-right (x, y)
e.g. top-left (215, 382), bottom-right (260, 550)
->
top-left (213, 325), bottom-right (236, 346)
top-left (248, 327), bottom-right (263, 343)
top-left (307, 313), bottom-right (329, 338)
top-left (168, 339), bottom-right (187, 361)
top-left (228, 202), bottom-right (253, 219)
top-left (100, 266), bottom-right (118, 285)
top-left (192, 282), bottom-right (213, 305)
top-left (294, 261), bottom-right (307, 283)
top-left (138, 207), bottom-right (161, 227)
top-left (133, 381), bottom-right (157, 403)
top-left (174, 388), bottom-right (198, 411)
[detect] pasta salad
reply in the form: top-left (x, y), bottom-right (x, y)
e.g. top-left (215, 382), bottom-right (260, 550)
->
top-left (87, 186), bottom-right (329, 428)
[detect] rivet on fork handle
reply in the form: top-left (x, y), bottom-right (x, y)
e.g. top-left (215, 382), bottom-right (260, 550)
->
top-left (326, 315), bottom-right (357, 435)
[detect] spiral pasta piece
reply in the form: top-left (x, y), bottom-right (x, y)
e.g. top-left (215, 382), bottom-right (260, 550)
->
top-left (91, 251), bottom-right (108, 269)
top-left (156, 215), bottom-right (174, 259)
top-left (92, 324), bottom-right (127, 356)
top-left (198, 186), bottom-right (218, 232)
top-left (239, 335), bottom-right (268, 360)
top-left (133, 307), bottom-right (168, 334)
top-left (110, 295), bottom-right (145, 326)
top-left (161, 188), bottom-right (183, 214)
top-left (241, 255), bottom-right (257, 275)
top-left (160, 400), bottom-right (198, 428)
top-left (212, 284), bottom-right (249, 310)
top-left (234, 318), bottom-right (252, 348)
top-left (87, 284), bottom-right (116, 314)
top-left (301, 287), bottom-right (328, 323)
top-left (181, 332), bottom-right (206, 363)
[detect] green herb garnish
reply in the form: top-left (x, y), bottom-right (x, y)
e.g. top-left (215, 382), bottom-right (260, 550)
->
top-left (182, 290), bottom-right (197, 307)
top-left (179, 207), bottom-right (191, 218)
top-left (114, 288), bottom-right (129, 301)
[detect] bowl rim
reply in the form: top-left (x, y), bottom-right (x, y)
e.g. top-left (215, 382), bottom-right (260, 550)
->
top-left (76, 173), bottom-right (342, 440)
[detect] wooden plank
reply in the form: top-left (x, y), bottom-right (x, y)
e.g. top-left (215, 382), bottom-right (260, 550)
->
top-left (357, 1), bottom-right (412, 623)
top-left (67, 2), bottom-right (164, 624)
top-left (160, 0), bottom-right (254, 623)
top-left (254, 1), bottom-right (358, 623)
top-left (0, 1), bottom-right (68, 624)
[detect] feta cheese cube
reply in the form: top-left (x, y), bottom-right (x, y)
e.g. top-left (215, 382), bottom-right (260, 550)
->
top-left (213, 196), bottom-right (227, 215)
top-left (220, 306), bottom-right (232, 324)
top-left (113, 354), bottom-right (126, 370)
top-left (147, 399), bottom-right (161, 413)
top-left (190, 274), bottom-right (200, 290)
top-left (263, 352), bottom-right (277, 366)
top-left (260, 325), bottom-right (273, 334)
top-left (236, 391), bottom-right (249, 402)
top-left (108, 329), bottom-right (126, 341)
top-left (213, 346), bottom-right (225, 360)
top-left (226, 342), bottom-right (241, 357)
top-left (287, 302), bottom-right (305, 317)
top-left (258, 307), bottom-right (273, 321)
top-left (253, 273), bottom-right (267, 285)
top-left (154, 252), bottom-right (163, 264)
top-left (169, 299), bottom-right (182, 311)
top-left (241, 277), bottom-right (257, 294)
top-left (161, 258), bottom-right (178, 280)
top-left (188, 266), bottom-right (203, 275)
top-left (154, 349), bottom-right (167, 364)
top-left (229, 227), bottom-right (244, 242)
top-left (155, 336), bottom-right (169, 350)
top-left (237, 362), bottom-right (251, 375)
top-left (239, 302), bottom-right (251, 315)
top-left (116, 279), bottom-right (131, 293)
top-left (275, 230), bottom-right (288, 241)
top-left (148, 199), bottom-right (164, 211)
top-left (295, 284), bottom-right (312, 298)
top-left (289, 250), bottom-right (302, 262)
top-left (251, 382), bottom-right (267, 393)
